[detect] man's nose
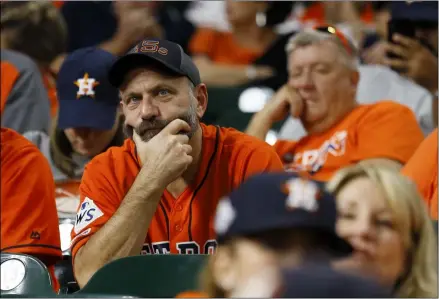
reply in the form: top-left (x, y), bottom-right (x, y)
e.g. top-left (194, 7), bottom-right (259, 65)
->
top-left (140, 98), bottom-right (160, 119)
top-left (288, 73), bottom-right (314, 90)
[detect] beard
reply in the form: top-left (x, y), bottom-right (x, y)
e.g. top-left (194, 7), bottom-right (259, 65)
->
top-left (124, 103), bottom-right (199, 142)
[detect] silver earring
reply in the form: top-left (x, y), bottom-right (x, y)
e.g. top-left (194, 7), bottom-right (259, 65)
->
top-left (256, 11), bottom-right (266, 27)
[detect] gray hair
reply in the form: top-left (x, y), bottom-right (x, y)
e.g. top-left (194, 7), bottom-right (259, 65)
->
top-left (285, 29), bottom-right (360, 70)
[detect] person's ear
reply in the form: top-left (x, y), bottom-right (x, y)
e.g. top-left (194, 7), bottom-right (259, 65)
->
top-left (350, 70), bottom-right (360, 87)
top-left (194, 83), bottom-right (208, 119)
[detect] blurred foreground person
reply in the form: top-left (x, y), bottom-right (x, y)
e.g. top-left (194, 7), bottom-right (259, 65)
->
top-left (327, 163), bottom-right (438, 298)
top-left (279, 263), bottom-right (392, 298)
top-left (246, 26), bottom-right (423, 181)
top-left (1, 128), bottom-right (62, 291)
top-left (201, 172), bottom-right (353, 298)
top-left (402, 128), bottom-right (438, 220)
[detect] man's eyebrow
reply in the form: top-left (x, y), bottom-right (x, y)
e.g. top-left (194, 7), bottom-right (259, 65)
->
top-left (120, 91), bottom-right (141, 100)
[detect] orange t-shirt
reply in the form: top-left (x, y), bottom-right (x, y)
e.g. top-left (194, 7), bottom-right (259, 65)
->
top-left (189, 28), bottom-right (262, 65)
top-left (402, 128), bottom-right (438, 220)
top-left (1, 127), bottom-right (62, 291)
top-left (70, 124), bottom-right (283, 259)
top-left (274, 101), bottom-right (424, 182)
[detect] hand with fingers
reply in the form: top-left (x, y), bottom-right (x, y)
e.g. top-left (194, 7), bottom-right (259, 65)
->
top-left (133, 119), bottom-right (193, 188)
top-left (362, 41), bottom-right (389, 66)
top-left (384, 34), bottom-right (438, 93)
top-left (260, 84), bottom-right (304, 123)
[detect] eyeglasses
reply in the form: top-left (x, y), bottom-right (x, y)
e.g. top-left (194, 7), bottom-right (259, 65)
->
top-left (313, 25), bottom-right (353, 55)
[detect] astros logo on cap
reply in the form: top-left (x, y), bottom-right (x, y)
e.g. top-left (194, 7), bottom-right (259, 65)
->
top-left (74, 73), bottom-right (99, 99)
top-left (282, 178), bottom-right (321, 212)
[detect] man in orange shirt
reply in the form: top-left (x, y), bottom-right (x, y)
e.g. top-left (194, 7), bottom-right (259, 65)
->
top-left (1, 128), bottom-right (62, 290)
top-left (402, 128), bottom-right (438, 220)
top-left (71, 38), bottom-right (284, 287)
top-left (246, 26), bottom-right (424, 182)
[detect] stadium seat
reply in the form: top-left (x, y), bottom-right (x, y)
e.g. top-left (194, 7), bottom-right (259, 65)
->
top-left (77, 255), bottom-right (208, 297)
top-left (55, 255), bottom-right (79, 294)
top-left (0, 253), bottom-right (55, 297)
top-left (203, 87), bottom-right (246, 125)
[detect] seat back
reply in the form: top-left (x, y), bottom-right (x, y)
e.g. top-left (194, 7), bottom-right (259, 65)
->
top-left (0, 253), bottom-right (55, 297)
top-left (55, 255), bottom-right (79, 294)
top-left (204, 87), bottom-right (246, 125)
top-left (78, 255), bottom-right (208, 297)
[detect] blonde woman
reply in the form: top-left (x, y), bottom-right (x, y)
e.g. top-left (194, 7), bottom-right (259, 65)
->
top-left (327, 163), bottom-right (438, 298)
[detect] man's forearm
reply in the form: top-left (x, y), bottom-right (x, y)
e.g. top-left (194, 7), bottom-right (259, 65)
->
top-left (246, 113), bottom-right (274, 141)
top-left (194, 61), bottom-right (250, 87)
top-left (74, 168), bottom-right (165, 287)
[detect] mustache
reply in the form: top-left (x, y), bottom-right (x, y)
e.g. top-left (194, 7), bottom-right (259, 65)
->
top-left (135, 118), bottom-right (170, 137)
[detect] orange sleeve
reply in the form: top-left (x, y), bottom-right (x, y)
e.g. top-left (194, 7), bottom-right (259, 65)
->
top-left (234, 141), bottom-right (284, 185)
top-left (402, 129), bottom-right (438, 219)
top-left (188, 28), bottom-right (217, 57)
top-left (1, 62), bottom-right (20, 115)
top-left (1, 131), bottom-right (61, 260)
top-left (352, 102), bottom-right (424, 165)
top-left (69, 158), bottom-right (120, 261)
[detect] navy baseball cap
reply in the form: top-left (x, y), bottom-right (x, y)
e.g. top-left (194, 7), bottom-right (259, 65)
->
top-left (280, 264), bottom-right (392, 298)
top-left (214, 172), bottom-right (352, 255)
top-left (108, 38), bottom-right (201, 88)
top-left (391, 1), bottom-right (438, 22)
top-left (56, 47), bottom-right (120, 130)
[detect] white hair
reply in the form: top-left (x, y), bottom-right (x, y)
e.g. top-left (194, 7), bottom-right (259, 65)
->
top-left (285, 29), bottom-right (360, 70)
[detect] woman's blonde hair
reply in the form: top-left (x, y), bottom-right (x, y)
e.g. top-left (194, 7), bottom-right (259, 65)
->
top-left (327, 163), bottom-right (438, 298)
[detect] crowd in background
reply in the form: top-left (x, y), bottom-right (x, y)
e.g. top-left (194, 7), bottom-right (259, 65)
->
top-left (1, 1), bottom-right (438, 298)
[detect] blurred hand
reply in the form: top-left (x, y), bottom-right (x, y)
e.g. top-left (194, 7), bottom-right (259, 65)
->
top-left (113, 2), bottom-right (162, 44)
top-left (362, 41), bottom-right (388, 65)
top-left (258, 84), bottom-right (304, 122)
top-left (254, 65), bottom-right (275, 80)
top-left (384, 34), bottom-right (438, 92)
top-left (133, 119), bottom-right (193, 188)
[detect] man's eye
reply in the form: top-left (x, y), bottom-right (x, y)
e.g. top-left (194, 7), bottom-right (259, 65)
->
top-left (158, 89), bottom-right (170, 96)
top-left (127, 96), bottom-right (141, 103)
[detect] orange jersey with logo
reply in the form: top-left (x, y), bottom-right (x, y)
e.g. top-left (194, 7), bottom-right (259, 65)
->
top-left (274, 101), bottom-right (424, 182)
top-left (70, 124), bottom-right (283, 258)
top-left (1, 128), bottom-right (62, 290)
top-left (402, 128), bottom-right (438, 220)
